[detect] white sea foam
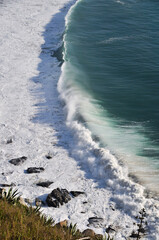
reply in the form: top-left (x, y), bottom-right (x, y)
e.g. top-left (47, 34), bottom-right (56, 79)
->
top-left (115, 0), bottom-right (125, 5)
top-left (0, 0), bottom-right (159, 239)
top-left (102, 36), bottom-right (130, 44)
top-left (100, 34), bottom-right (151, 45)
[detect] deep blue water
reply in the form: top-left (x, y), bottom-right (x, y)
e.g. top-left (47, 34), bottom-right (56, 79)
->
top-left (62, 0), bottom-right (159, 190)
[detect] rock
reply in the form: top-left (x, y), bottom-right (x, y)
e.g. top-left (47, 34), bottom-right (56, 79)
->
top-left (36, 181), bottom-right (53, 188)
top-left (26, 167), bottom-right (44, 174)
top-left (56, 220), bottom-right (68, 228)
top-left (70, 191), bottom-right (85, 197)
top-left (109, 204), bottom-right (115, 211)
top-left (129, 232), bottom-right (139, 238)
top-left (6, 138), bottom-right (13, 144)
top-left (51, 45), bottom-right (64, 66)
top-left (95, 234), bottom-right (103, 239)
top-left (2, 171), bottom-right (13, 176)
top-left (9, 156), bottom-right (27, 166)
top-left (35, 198), bottom-right (44, 207)
top-left (46, 188), bottom-right (71, 207)
top-left (82, 229), bottom-right (95, 238)
top-left (88, 217), bottom-right (103, 224)
top-left (88, 217), bottom-right (104, 228)
top-left (45, 154), bottom-right (52, 159)
top-left (0, 183), bottom-right (15, 187)
top-left (106, 225), bottom-right (116, 234)
top-left (53, 188), bottom-right (71, 204)
top-left (46, 195), bottom-right (59, 207)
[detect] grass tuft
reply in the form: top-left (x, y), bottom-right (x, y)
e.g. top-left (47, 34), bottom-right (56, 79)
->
top-left (2, 188), bottom-right (21, 204)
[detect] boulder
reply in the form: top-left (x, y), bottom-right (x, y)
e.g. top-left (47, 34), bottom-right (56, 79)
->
top-left (0, 183), bottom-right (15, 187)
top-left (45, 154), bottom-right (52, 159)
top-left (88, 217), bottom-right (103, 224)
top-left (36, 181), bottom-right (53, 188)
top-left (26, 167), bottom-right (44, 174)
top-left (46, 195), bottom-right (59, 207)
top-left (95, 234), bottom-right (104, 239)
top-left (129, 232), bottom-right (139, 238)
top-left (51, 188), bottom-right (71, 205)
top-left (9, 156), bottom-right (27, 166)
top-left (82, 229), bottom-right (95, 238)
top-left (70, 191), bottom-right (85, 197)
top-left (88, 217), bottom-right (104, 228)
top-left (6, 138), bottom-right (13, 144)
top-left (46, 188), bottom-right (71, 207)
top-left (106, 225), bottom-right (116, 234)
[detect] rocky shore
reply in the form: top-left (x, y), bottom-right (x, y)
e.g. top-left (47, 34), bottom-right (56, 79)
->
top-left (0, 0), bottom-right (159, 239)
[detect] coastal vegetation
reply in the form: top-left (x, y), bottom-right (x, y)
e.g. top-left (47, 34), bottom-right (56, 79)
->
top-left (0, 188), bottom-right (105, 240)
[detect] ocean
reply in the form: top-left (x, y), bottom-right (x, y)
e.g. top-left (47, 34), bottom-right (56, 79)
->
top-left (1, 0), bottom-right (159, 237)
top-left (59, 0), bottom-right (159, 193)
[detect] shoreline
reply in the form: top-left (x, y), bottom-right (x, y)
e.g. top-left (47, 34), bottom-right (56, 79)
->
top-left (0, 0), bottom-right (159, 239)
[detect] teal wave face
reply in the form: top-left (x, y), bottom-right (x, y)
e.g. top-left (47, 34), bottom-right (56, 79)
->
top-left (63, 0), bottom-right (159, 191)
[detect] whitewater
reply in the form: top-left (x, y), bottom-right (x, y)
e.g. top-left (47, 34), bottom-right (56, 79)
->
top-left (0, 0), bottom-right (159, 239)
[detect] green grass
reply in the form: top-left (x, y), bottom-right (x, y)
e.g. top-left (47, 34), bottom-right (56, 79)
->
top-left (0, 199), bottom-right (67, 240)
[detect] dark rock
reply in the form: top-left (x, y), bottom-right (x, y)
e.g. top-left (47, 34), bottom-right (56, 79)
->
top-left (82, 229), bottom-right (95, 237)
top-left (138, 228), bottom-right (146, 234)
top-left (6, 138), bottom-right (13, 144)
top-left (95, 234), bottom-right (103, 239)
top-left (2, 171), bottom-right (13, 176)
top-left (70, 191), bottom-right (85, 197)
top-left (0, 183), bottom-right (15, 187)
top-left (51, 188), bottom-right (71, 205)
top-left (88, 217), bottom-right (104, 224)
top-left (106, 225), bottom-right (116, 234)
top-left (9, 156), bottom-right (27, 166)
top-left (36, 181), bottom-right (53, 188)
top-left (88, 217), bottom-right (104, 228)
top-left (129, 232), bottom-right (139, 238)
top-left (46, 188), bottom-right (71, 207)
top-left (45, 155), bottom-right (52, 159)
top-left (26, 167), bottom-right (44, 174)
top-left (51, 45), bottom-right (64, 66)
top-left (46, 194), bottom-right (59, 207)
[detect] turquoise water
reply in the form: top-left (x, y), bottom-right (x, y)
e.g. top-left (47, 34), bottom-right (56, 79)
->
top-left (62, 0), bottom-right (159, 191)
